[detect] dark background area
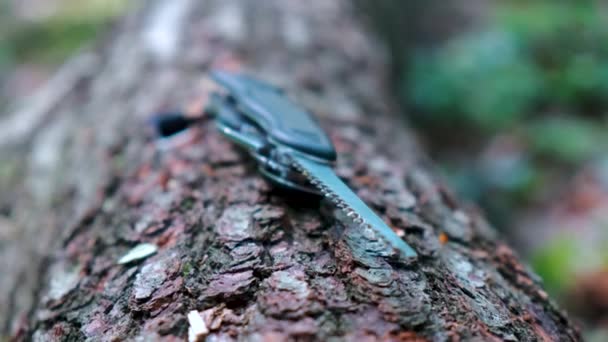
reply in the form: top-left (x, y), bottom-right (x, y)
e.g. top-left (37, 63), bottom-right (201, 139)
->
top-left (1, 0), bottom-right (606, 339)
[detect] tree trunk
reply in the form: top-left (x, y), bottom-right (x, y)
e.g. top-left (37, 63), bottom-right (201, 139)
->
top-left (0, 0), bottom-right (579, 341)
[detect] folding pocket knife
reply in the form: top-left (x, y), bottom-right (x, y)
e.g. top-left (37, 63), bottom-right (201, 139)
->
top-left (206, 70), bottom-right (417, 259)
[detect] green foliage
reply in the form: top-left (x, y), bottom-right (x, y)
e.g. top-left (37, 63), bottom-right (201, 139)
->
top-left (499, 1), bottom-right (608, 108)
top-left (0, 0), bottom-right (127, 65)
top-left (409, 30), bottom-right (543, 130)
top-left (0, 0), bottom-right (128, 113)
top-left (530, 234), bottom-right (578, 294)
top-left (526, 117), bottom-right (606, 163)
top-left (6, 18), bottom-right (105, 64)
top-left (406, 0), bottom-right (608, 162)
top-left (0, 2), bottom-right (15, 71)
top-left (401, 0), bottom-right (608, 253)
top-left (531, 227), bottom-right (608, 296)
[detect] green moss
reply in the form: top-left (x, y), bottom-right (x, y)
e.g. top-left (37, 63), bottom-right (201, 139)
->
top-left (181, 198), bottom-right (195, 211)
top-left (181, 261), bottom-right (193, 277)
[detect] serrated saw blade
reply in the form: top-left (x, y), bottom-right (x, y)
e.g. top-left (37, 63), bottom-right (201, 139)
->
top-left (289, 154), bottom-right (417, 258)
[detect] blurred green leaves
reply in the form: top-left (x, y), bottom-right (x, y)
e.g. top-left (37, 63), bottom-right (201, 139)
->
top-left (526, 117), bottom-right (606, 163)
top-left (0, 0), bottom-right (127, 65)
top-left (4, 18), bottom-right (106, 64)
top-left (530, 234), bottom-right (578, 294)
top-left (400, 0), bottom-right (608, 308)
top-left (531, 225), bottom-right (608, 296)
top-left (395, 0), bottom-right (608, 257)
top-left (0, 0), bottom-right (127, 114)
top-left (409, 30), bottom-right (542, 131)
top-left (406, 1), bottom-right (608, 164)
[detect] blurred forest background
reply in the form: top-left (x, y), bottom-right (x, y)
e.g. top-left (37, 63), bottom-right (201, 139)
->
top-left (1, 0), bottom-right (606, 339)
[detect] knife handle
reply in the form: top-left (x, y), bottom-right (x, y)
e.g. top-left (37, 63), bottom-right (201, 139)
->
top-left (210, 70), bottom-right (336, 162)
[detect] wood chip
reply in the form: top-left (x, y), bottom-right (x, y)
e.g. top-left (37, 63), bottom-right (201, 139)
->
top-left (188, 310), bottom-right (209, 342)
top-left (117, 243), bottom-right (158, 264)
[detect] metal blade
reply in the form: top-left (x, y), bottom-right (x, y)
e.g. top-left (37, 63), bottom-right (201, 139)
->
top-left (289, 154), bottom-right (417, 258)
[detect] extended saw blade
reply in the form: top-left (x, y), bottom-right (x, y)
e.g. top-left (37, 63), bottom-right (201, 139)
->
top-left (289, 154), bottom-right (417, 258)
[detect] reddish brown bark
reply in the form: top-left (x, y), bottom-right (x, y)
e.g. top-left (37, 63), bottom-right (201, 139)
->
top-left (0, 0), bottom-right (579, 341)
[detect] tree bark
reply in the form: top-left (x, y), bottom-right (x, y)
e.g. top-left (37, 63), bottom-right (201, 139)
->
top-left (0, 0), bottom-right (579, 341)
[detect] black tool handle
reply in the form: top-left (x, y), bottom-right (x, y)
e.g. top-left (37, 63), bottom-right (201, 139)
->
top-left (210, 70), bottom-right (336, 162)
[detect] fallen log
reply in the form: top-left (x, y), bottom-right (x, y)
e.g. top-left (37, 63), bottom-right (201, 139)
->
top-left (0, 0), bottom-right (579, 340)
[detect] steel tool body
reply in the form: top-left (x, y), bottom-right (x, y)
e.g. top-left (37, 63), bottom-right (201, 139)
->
top-left (206, 70), bottom-right (417, 259)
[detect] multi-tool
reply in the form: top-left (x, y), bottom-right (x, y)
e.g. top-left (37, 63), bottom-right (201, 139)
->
top-left (204, 71), bottom-right (417, 259)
